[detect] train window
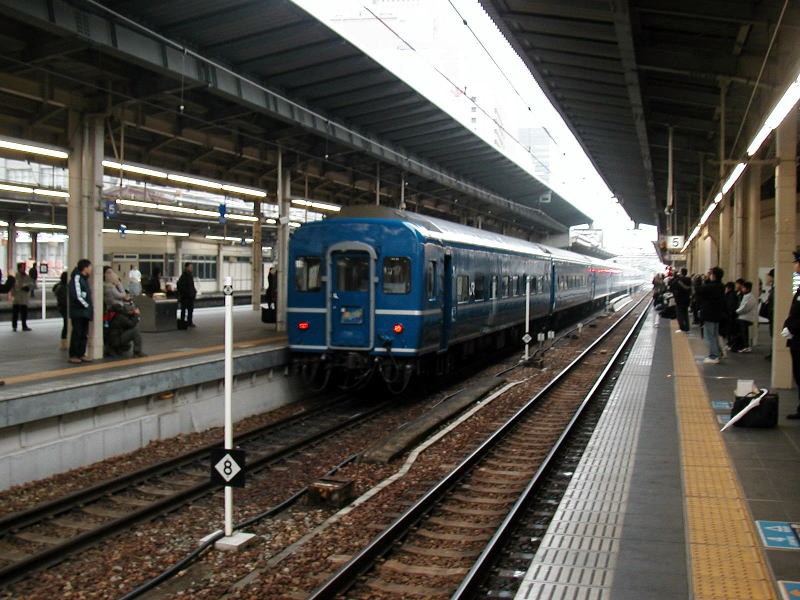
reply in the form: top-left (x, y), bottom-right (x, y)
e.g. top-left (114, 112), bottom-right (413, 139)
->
top-left (512, 275), bottom-right (520, 296)
top-left (382, 257), bottom-right (411, 294)
top-left (474, 275), bottom-right (486, 301)
top-left (457, 275), bottom-right (470, 303)
top-left (490, 276), bottom-right (498, 299)
top-left (426, 261), bottom-right (436, 299)
top-left (501, 276), bottom-right (510, 298)
top-left (295, 256), bottom-right (322, 292)
top-left (336, 255), bottom-right (370, 292)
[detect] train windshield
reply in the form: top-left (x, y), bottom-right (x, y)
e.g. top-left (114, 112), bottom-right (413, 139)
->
top-left (382, 257), bottom-right (411, 294)
top-left (335, 255), bottom-right (370, 292)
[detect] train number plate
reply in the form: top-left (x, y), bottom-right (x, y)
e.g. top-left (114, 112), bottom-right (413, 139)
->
top-left (340, 307), bottom-right (364, 324)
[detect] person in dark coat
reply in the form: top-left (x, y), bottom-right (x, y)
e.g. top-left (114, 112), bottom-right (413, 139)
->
top-left (176, 263), bottom-right (197, 327)
top-left (0, 268), bottom-right (14, 294)
top-left (784, 252), bottom-right (800, 418)
top-left (28, 264), bottom-right (37, 298)
top-left (143, 267), bottom-right (162, 296)
top-left (695, 266), bottom-right (726, 364)
top-left (722, 282), bottom-right (739, 348)
top-left (669, 267), bottom-right (692, 332)
top-left (765, 269), bottom-right (775, 360)
top-left (68, 258), bottom-right (93, 364)
top-left (107, 302), bottom-right (146, 358)
top-left (53, 271), bottom-right (68, 350)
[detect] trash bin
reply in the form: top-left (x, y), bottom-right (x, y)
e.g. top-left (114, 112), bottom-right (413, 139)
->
top-left (137, 294), bottom-right (178, 332)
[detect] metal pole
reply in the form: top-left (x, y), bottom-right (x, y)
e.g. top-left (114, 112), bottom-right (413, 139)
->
top-left (399, 173), bottom-right (406, 210)
top-left (223, 275), bottom-right (234, 537)
top-left (41, 269), bottom-right (46, 321)
top-left (524, 276), bottom-right (531, 361)
top-left (667, 126), bottom-right (674, 236)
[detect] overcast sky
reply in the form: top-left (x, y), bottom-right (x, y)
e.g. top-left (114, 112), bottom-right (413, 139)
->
top-left (292, 0), bottom-right (659, 257)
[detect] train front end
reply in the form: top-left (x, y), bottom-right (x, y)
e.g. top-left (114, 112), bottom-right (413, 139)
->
top-left (287, 215), bottom-right (429, 393)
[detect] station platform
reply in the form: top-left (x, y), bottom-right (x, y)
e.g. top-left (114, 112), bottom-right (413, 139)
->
top-left (0, 306), bottom-right (292, 489)
top-left (516, 309), bottom-right (800, 600)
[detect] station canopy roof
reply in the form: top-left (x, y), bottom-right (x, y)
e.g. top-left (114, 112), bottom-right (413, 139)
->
top-left (0, 0), bottom-right (595, 237)
top-left (481, 0), bottom-right (800, 232)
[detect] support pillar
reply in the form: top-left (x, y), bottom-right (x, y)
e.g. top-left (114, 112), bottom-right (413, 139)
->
top-left (718, 203), bottom-right (731, 271)
top-left (771, 111), bottom-right (797, 389)
top-left (6, 220), bottom-right (15, 274)
top-left (733, 181), bottom-right (745, 279)
top-left (276, 151), bottom-right (290, 333)
top-left (746, 166), bottom-right (761, 295)
top-left (251, 199), bottom-right (262, 310)
top-left (67, 112), bottom-right (105, 360)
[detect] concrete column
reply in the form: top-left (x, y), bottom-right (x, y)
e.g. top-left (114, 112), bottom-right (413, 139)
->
top-left (733, 181), bottom-right (745, 279)
top-left (746, 165), bottom-right (761, 293)
top-left (251, 199), bottom-right (262, 310)
top-left (276, 162), bottom-right (290, 333)
top-left (718, 204), bottom-right (731, 271)
top-left (771, 111), bottom-right (797, 389)
top-left (67, 113), bottom-right (105, 360)
top-left (6, 220), bottom-right (15, 274)
top-left (174, 238), bottom-right (183, 278)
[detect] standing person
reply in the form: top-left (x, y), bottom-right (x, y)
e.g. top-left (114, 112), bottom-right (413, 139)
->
top-left (177, 263), bottom-right (197, 328)
top-left (722, 282), bottom-right (739, 349)
top-left (143, 267), bottom-right (162, 296)
top-left (128, 264), bottom-right (142, 296)
top-left (68, 259), bottom-right (93, 364)
top-left (784, 252), bottom-right (800, 419)
top-left (0, 268), bottom-right (14, 294)
top-left (670, 267), bottom-right (692, 332)
top-left (264, 266), bottom-right (277, 324)
top-left (695, 266), bottom-right (726, 364)
top-left (53, 271), bottom-right (68, 350)
top-left (733, 281), bottom-right (758, 352)
top-left (28, 264), bottom-right (38, 298)
top-left (764, 269), bottom-right (775, 360)
top-left (11, 263), bottom-right (33, 331)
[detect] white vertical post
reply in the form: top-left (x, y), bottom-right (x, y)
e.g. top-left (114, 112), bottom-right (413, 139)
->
top-left (223, 275), bottom-right (234, 537)
top-left (41, 272), bottom-right (46, 321)
top-left (524, 275), bottom-right (531, 360)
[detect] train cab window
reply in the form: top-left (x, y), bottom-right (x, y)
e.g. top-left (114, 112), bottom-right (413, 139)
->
top-left (336, 255), bottom-right (370, 292)
top-left (457, 275), bottom-right (470, 303)
top-left (295, 256), bottom-right (322, 292)
top-left (426, 261), bottom-right (436, 299)
top-left (490, 276), bottom-right (498, 299)
top-left (512, 275), bottom-right (520, 296)
top-left (501, 276), bottom-right (510, 298)
top-left (474, 275), bottom-right (486, 301)
top-left (382, 257), bottom-right (411, 294)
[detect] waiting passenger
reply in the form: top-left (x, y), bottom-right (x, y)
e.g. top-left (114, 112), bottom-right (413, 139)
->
top-left (106, 301), bottom-right (146, 358)
top-left (669, 268), bottom-right (691, 332)
top-left (68, 258), bottom-right (93, 364)
top-left (783, 251), bottom-right (800, 419)
top-left (177, 263), bottom-right (197, 328)
top-left (128, 264), bottom-right (142, 296)
top-left (722, 282), bottom-right (738, 349)
top-left (103, 266), bottom-right (129, 309)
top-left (0, 268), bottom-right (15, 294)
top-left (11, 262), bottom-right (33, 332)
top-left (732, 281), bottom-right (757, 352)
top-left (53, 271), bottom-right (68, 350)
top-left (695, 266), bottom-right (726, 364)
top-left (143, 267), bottom-right (163, 296)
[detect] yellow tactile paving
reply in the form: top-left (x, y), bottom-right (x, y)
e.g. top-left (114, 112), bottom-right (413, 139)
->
top-left (671, 329), bottom-right (777, 600)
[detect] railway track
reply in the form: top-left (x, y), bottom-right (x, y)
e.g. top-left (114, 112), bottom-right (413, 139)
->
top-left (307, 297), bottom-right (649, 600)
top-left (0, 395), bottom-right (388, 587)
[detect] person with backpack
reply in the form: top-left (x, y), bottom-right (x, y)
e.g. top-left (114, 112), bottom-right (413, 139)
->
top-left (53, 271), bottom-right (68, 350)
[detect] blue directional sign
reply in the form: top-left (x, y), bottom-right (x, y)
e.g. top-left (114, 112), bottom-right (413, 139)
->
top-left (756, 521), bottom-right (800, 550)
top-left (779, 581), bottom-right (800, 599)
top-left (711, 401), bottom-right (732, 410)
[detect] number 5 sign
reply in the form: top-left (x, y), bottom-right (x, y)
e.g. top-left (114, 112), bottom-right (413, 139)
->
top-left (667, 236), bottom-right (685, 249)
top-left (210, 447), bottom-right (247, 488)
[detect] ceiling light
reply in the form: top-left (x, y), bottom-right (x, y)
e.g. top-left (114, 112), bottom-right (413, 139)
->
top-left (699, 203), bottom-right (716, 225)
top-left (0, 183), bottom-right (34, 194)
top-left (167, 173), bottom-right (223, 190)
top-left (721, 163), bottom-right (747, 195)
top-left (226, 214), bottom-right (258, 222)
top-left (291, 198), bottom-right (341, 212)
top-left (15, 222), bottom-right (67, 230)
top-left (747, 73), bottom-right (800, 156)
top-left (103, 160), bottom-right (167, 178)
top-left (222, 184), bottom-right (266, 198)
top-left (713, 192), bottom-right (723, 204)
top-left (34, 188), bottom-right (69, 198)
top-left (0, 138), bottom-right (68, 160)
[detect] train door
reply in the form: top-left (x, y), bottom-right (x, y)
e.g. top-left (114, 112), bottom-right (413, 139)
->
top-left (440, 252), bottom-right (453, 351)
top-left (327, 242), bottom-right (375, 350)
top-left (549, 261), bottom-right (557, 314)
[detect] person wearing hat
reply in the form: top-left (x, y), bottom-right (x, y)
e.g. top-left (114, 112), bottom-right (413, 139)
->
top-left (784, 251), bottom-right (800, 418)
top-left (764, 268), bottom-right (775, 360)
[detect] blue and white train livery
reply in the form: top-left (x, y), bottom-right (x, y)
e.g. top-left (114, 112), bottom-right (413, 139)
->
top-left (288, 206), bottom-right (641, 392)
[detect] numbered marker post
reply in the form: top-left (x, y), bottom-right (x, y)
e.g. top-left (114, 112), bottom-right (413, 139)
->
top-left (223, 276), bottom-right (234, 537)
top-left (523, 275), bottom-right (531, 360)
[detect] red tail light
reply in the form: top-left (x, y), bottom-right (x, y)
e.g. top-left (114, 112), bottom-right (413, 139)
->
top-left (298, 321), bottom-right (310, 331)
top-left (392, 323), bottom-right (404, 334)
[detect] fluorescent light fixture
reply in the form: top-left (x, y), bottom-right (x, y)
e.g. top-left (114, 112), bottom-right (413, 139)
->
top-left (206, 235), bottom-right (245, 242)
top-left (265, 218), bottom-right (277, 225)
top-left (102, 228), bottom-right (189, 237)
top-left (0, 220), bottom-right (8, 226)
top-left (167, 173), bottom-right (223, 190)
top-left (289, 222), bottom-right (301, 228)
top-left (0, 138), bottom-right (68, 159)
top-left (291, 198), bottom-right (341, 212)
top-left (713, 192), bottom-right (723, 204)
top-left (721, 163), bottom-right (747, 195)
top-left (103, 160), bottom-right (167, 179)
top-left (699, 203), bottom-right (716, 225)
top-left (747, 73), bottom-right (800, 156)
top-left (16, 222), bottom-right (67, 230)
top-left (0, 182), bottom-right (34, 194)
top-left (221, 184), bottom-right (266, 198)
top-left (34, 188), bottom-right (69, 198)
top-left (226, 214), bottom-right (258, 222)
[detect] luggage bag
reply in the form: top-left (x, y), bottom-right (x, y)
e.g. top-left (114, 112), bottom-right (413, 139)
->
top-left (730, 389), bottom-right (779, 428)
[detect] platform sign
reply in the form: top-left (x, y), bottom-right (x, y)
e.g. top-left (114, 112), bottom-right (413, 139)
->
top-left (756, 521), bottom-right (800, 550)
top-left (711, 400), bottom-right (733, 410)
top-left (521, 333), bottom-right (532, 344)
top-left (210, 448), bottom-right (246, 488)
top-left (666, 235), bottom-right (684, 250)
top-left (778, 581), bottom-right (800, 599)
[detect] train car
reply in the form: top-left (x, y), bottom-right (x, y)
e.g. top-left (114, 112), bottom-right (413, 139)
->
top-left (288, 206), bottom-right (638, 392)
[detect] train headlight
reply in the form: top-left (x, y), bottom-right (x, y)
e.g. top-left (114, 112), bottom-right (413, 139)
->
top-left (392, 323), bottom-right (404, 334)
top-left (298, 321), bottom-right (310, 331)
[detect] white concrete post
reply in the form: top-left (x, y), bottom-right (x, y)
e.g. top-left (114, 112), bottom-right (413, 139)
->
top-left (251, 199), bottom-right (262, 310)
top-left (771, 111), bottom-right (797, 389)
top-left (524, 275), bottom-right (531, 361)
top-left (223, 276), bottom-right (234, 537)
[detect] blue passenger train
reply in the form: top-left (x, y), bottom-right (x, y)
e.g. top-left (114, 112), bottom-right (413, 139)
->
top-left (288, 206), bottom-right (642, 392)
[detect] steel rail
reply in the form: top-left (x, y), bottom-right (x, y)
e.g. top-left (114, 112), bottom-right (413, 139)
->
top-left (306, 296), bottom-right (649, 600)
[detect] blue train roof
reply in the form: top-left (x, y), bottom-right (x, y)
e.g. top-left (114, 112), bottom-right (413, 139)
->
top-left (330, 206), bottom-right (600, 265)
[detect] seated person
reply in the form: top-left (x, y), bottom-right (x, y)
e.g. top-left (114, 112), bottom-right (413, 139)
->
top-left (106, 301), bottom-right (147, 358)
